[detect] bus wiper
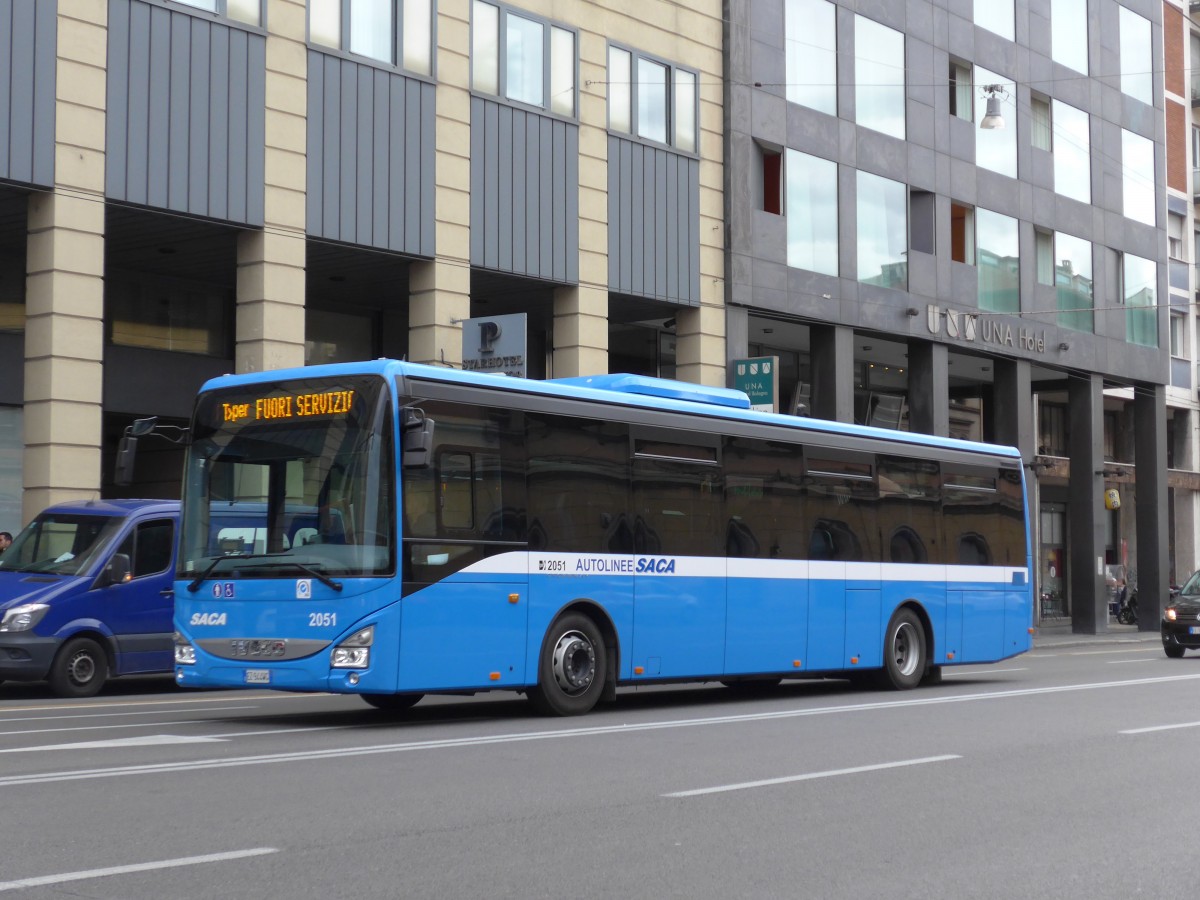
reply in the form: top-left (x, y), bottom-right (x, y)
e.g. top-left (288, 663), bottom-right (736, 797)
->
top-left (238, 560), bottom-right (343, 592)
top-left (187, 553), bottom-right (253, 592)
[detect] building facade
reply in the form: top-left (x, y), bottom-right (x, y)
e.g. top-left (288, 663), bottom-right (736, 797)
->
top-left (0, 0), bottom-right (1184, 632)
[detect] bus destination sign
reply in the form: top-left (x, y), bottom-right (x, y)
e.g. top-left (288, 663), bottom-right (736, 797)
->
top-left (221, 389), bottom-right (356, 425)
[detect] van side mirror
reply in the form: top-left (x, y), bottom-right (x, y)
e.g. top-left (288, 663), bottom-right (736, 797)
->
top-left (401, 410), bottom-right (434, 468)
top-left (104, 553), bottom-right (132, 586)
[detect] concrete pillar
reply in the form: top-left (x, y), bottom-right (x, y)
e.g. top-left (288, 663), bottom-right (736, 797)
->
top-left (236, 0), bottom-right (308, 373)
top-left (907, 340), bottom-right (949, 437)
top-left (724, 306), bottom-right (749, 374)
top-left (992, 358), bottom-right (1034, 458)
top-left (811, 324), bottom-right (854, 423)
top-left (675, 304), bottom-right (725, 387)
top-left (409, 0), bottom-right (472, 368)
top-left (1069, 373), bottom-right (1107, 633)
top-left (22, 2), bottom-right (109, 521)
top-left (1135, 384), bottom-right (1169, 630)
top-left (552, 285), bottom-right (607, 377)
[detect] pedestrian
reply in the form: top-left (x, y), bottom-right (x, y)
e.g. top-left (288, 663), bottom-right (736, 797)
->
top-left (0, 532), bottom-right (12, 553)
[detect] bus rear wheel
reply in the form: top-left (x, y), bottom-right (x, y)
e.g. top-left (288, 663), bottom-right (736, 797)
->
top-left (880, 608), bottom-right (926, 690)
top-left (361, 693), bottom-right (424, 712)
top-left (529, 613), bottom-right (607, 716)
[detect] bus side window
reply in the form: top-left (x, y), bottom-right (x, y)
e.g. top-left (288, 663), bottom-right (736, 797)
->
top-left (809, 528), bottom-right (834, 560)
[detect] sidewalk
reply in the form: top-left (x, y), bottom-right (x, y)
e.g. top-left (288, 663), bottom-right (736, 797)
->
top-left (1032, 616), bottom-right (1162, 649)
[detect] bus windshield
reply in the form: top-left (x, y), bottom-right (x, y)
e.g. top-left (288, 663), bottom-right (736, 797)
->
top-left (179, 375), bottom-right (395, 582)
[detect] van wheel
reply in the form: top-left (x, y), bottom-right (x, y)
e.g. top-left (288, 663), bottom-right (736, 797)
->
top-left (48, 637), bottom-right (109, 698)
top-left (529, 613), bottom-right (607, 716)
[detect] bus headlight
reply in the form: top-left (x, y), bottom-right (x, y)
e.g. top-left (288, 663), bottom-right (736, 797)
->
top-left (0, 603), bottom-right (49, 633)
top-left (331, 626), bottom-right (374, 669)
top-left (174, 631), bottom-right (196, 665)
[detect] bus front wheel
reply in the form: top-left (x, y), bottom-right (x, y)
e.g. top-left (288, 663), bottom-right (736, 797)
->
top-left (361, 693), bottom-right (424, 712)
top-left (881, 608), bottom-right (926, 690)
top-left (529, 613), bottom-right (607, 716)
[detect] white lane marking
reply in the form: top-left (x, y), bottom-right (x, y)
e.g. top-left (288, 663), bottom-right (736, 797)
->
top-left (0, 735), bottom-right (226, 753)
top-left (663, 754), bottom-right (961, 798)
top-left (0, 706), bottom-right (256, 724)
top-left (1121, 720), bottom-right (1200, 735)
top-left (0, 719), bottom-right (214, 738)
top-left (3, 672), bottom-right (1200, 787)
top-left (0, 847), bottom-right (278, 893)
top-left (1033, 647), bottom-right (1162, 657)
top-left (943, 667), bottom-right (1028, 675)
top-left (0, 694), bottom-right (322, 715)
top-left (1107, 657), bottom-right (1161, 664)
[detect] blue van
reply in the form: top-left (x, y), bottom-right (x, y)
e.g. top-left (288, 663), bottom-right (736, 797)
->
top-left (0, 499), bottom-right (326, 697)
top-left (0, 499), bottom-right (180, 697)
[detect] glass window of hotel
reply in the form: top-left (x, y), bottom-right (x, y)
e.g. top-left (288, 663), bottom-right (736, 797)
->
top-left (974, 67), bottom-right (1015, 177)
top-left (855, 16), bottom-right (905, 140)
top-left (309, 0), bottom-right (433, 74)
top-left (1119, 6), bottom-right (1153, 105)
top-left (976, 208), bottom-right (1019, 313)
top-left (472, 2), bottom-right (576, 116)
top-left (949, 61), bottom-right (972, 121)
top-left (1030, 94), bottom-right (1051, 151)
top-left (1052, 231), bottom-right (1093, 332)
top-left (1050, 0), bottom-right (1088, 73)
top-left (171, 0), bottom-right (261, 25)
top-left (1122, 254), bottom-right (1157, 347)
top-left (1121, 130), bottom-right (1155, 227)
top-left (856, 170), bottom-right (907, 290)
top-left (974, 0), bottom-right (1014, 41)
top-left (607, 45), bottom-right (699, 152)
top-left (786, 150), bottom-right (839, 277)
top-left (785, 0), bottom-right (836, 116)
top-left (107, 277), bottom-right (232, 356)
top-left (1051, 99), bottom-right (1090, 203)
top-left (1170, 311), bottom-right (1187, 357)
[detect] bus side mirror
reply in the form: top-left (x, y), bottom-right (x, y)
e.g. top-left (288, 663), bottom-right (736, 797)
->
top-left (103, 553), bottom-right (132, 586)
top-left (114, 435), bottom-right (138, 486)
top-left (402, 411), bottom-right (434, 468)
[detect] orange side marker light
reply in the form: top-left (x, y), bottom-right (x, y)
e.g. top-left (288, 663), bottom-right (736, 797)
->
top-left (489, 672), bottom-right (501, 681)
top-left (793, 659), bottom-right (802, 668)
top-left (946, 652), bottom-right (955, 661)
top-left (850, 656), bottom-right (859, 665)
top-left (634, 666), bottom-right (644, 675)
top-left (508, 593), bottom-right (520, 604)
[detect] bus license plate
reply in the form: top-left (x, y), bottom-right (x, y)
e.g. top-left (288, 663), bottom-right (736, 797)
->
top-left (244, 669), bottom-right (271, 684)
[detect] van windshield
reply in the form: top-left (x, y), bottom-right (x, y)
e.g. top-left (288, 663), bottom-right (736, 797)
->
top-left (179, 375), bottom-right (395, 581)
top-left (0, 514), bottom-right (124, 576)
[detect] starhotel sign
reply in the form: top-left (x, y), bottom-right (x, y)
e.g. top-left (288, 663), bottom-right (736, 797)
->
top-left (926, 305), bottom-right (1047, 354)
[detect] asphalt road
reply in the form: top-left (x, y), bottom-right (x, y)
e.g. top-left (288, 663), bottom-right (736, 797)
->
top-left (0, 643), bottom-right (1196, 899)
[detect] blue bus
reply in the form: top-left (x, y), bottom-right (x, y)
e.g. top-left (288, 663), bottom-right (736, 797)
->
top-left (170, 359), bottom-right (1033, 715)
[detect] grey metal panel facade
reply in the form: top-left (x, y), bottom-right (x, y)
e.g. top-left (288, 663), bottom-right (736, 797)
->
top-left (607, 135), bottom-right (700, 306)
top-left (0, 0), bottom-right (56, 187)
top-left (306, 52), bottom-right (435, 257)
top-left (470, 96), bottom-right (578, 283)
top-left (106, 0), bottom-right (265, 225)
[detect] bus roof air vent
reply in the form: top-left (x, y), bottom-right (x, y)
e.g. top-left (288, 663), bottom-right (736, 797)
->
top-left (549, 374), bottom-right (752, 410)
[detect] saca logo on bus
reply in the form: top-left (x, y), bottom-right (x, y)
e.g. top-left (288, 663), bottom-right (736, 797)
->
top-left (190, 612), bottom-right (227, 626)
top-left (635, 558), bottom-right (676, 574)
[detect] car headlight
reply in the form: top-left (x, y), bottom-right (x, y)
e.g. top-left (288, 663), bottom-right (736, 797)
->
top-left (1165, 608), bottom-right (1178, 622)
top-left (0, 603), bottom-right (50, 633)
top-left (174, 631), bottom-right (196, 665)
top-left (331, 625), bottom-right (374, 669)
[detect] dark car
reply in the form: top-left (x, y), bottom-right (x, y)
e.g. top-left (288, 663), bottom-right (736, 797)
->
top-left (1162, 571), bottom-right (1200, 658)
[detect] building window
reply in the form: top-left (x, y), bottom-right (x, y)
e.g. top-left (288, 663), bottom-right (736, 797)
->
top-left (1031, 94), bottom-right (1051, 151)
top-left (1119, 6), bottom-right (1153, 106)
top-left (1039, 403), bottom-right (1067, 456)
top-left (855, 15), bottom-right (905, 139)
top-left (472, 1), bottom-right (576, 116)
top-left (309, 0), bottom-right (433, 75)
top-left (786, 150), bottom-right (838, 276)
top-left (977, 208), bottom-right (1019, 313)
top-left (171, 0), bottom-right (261, 25)
top-left (785, 0), bottom-right (837, 116)
top-left (975, 66), bottom-right (1015, 177)
top-left (1050, 0), bottom-right (1088, 74)
top-left (306, 308), bottom-right (378, 364)
top-left (1122, 253), bottom-right (1158, 348)
top-left (760, 144), bottom-right (782, 215)
top-left (1122, 129), bottom-right (1155, 226)
top-left (1168, 213), bottom-right (1184, 260)
top-left (951, 202), bottom-right (974, 264)
top-left (1170, 311), bottom-right (1188, 357)
top-left (607, 45), bottom-right (697, 151)
top-left (1052, 99), bottom-right (1090, 203)
top-left (975, 0), bottom-right (1014, 41)
top-left (108, 277), bottom-right (232, 356)
top-left (1052, 231), bottom-right (1093, 333)
top-left (856, 170), bottom-right (907, 290)
top-left (1035, 229), bottom-right (1054, 285)
top-left (949, 61), bottom-right (972, 121)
